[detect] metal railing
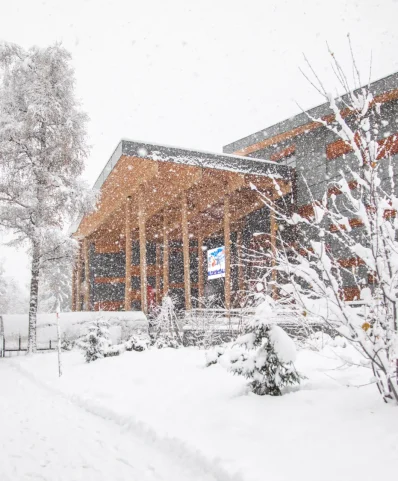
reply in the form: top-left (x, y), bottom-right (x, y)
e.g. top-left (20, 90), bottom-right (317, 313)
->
top-left (181, 308), bottom-right (252, 333)
top-left (179, 307), bottom-right (337, 347)
top-left (0, 333), bottom-right (58, 357)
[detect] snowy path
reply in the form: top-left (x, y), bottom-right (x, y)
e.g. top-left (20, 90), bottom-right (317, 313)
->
top-left (0, 361), bottom-right (235, 481)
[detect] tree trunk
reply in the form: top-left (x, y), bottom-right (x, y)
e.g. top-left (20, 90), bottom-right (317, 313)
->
top-left (27, 241), bottom-right (40, 354)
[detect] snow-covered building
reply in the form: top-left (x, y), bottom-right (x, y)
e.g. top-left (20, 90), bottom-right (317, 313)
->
top-left (72, 71), bottom-right (398, 312)
top-left (71, 142), bottom-right (292, 312)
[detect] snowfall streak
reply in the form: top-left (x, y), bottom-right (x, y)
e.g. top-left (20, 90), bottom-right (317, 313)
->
top-left (72, 141), bottom-right (291, 313)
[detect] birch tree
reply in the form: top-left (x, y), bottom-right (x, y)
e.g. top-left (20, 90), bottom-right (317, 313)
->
top-left (0, 42), bottom-right (93, 353)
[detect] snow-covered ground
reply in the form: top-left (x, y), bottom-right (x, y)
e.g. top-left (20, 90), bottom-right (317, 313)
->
top-left (3, 344), bottom-right (397, 481)
top-left (0, 360), bottom-right (231, 481)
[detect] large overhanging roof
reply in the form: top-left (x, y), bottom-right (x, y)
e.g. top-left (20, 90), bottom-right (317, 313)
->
top-left (72, 139), bottom-right (292, 242)
top-left (93, 139), bottom-right (291, 190)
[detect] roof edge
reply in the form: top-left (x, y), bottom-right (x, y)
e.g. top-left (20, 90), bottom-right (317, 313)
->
top-left (223, 70), bottom-right (398, 155)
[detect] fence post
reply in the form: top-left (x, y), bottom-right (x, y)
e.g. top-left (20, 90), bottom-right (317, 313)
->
top-left (0, 315), bottom-right (3, 358)
top-left (49, 340), bottom-right (52, 350)
top-left (19, 334), bottom-right (21, 351)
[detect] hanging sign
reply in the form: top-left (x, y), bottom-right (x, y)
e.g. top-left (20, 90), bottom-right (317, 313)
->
top-left (207, 246), bottom-right (225, 279)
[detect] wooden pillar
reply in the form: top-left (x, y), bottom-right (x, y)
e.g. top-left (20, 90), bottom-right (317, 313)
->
top-left (76, 242), bottom-right (82, 312)
top-left (124, 196), bottom-right (132, 311)
top-left (224, 194), bottom-right (231, 312)
top-left (83, 238), bottom-right (90, 311)
top-left (163, 215), bottom-right (169, 297)
top-left (155, 243), bottom-right (161, 304)
top-left (198, 235), bottom-right (204, 307)
top-left (138, 186), bottom-right (147, 314)
top-left (181, 192), bottom-right (192, 310)
top-left (270, 207), bottom-right (278, 299)
top-left (71, 266), bottom-right (77, 311)
top-left (236, 231), bottom-right (245, 293)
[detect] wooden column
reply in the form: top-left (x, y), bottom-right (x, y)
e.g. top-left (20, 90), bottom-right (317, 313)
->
top-left (163, 215), bottom-right (169, 297)
top-left (155, 243), bottom-right (161, 304)
top-left (224, 194), bottom-right (231, 312)
top-left (71, 266), bottom-right (77, 311)
top-left (138, 186), bottom-right (147, 314)
top-left (83, 238), bottom-right (90, 311)
top-left (198, 235), bottom-right (204, 306)
top-left (236, 231), bottom-right (245, 292)
top-left (181, 192), bottom-right (192, 310)
top-left (124, 196), bottom-right (132, 311)
top-left (76, 242), bottom-right (82, 312)
top-left (270, 207), bottom-right (278, 299)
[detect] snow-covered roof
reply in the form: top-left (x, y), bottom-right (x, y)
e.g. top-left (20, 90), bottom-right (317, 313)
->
top-left (223, 71), bottom-right (398, 154)
top-left (93, 139), bottom-right (291, 191)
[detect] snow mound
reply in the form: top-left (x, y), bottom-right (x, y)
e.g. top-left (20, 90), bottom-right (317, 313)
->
top-left (269, 325), bottom-right (297, 363)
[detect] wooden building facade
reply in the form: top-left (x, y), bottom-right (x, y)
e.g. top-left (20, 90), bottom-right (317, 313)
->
top-left (71, 140), bottom-right (292, 313)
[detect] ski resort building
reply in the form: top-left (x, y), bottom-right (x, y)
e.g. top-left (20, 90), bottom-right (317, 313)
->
top-left (72, 71), bottom-right (398, 312)
top-left (71, 142), bottom-right (292, 313)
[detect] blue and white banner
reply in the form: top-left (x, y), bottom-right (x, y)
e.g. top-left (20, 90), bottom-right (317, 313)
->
top-left (207, 246), bottom-right (225, 279)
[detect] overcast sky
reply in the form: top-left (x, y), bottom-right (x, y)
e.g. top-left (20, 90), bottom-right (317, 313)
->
top-left (1, 0), bottom-right (398, 287)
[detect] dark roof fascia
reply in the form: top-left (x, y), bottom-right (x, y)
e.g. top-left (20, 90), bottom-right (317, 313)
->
top-left (223, 70), bottom-right (398, 154)
top-left (93, 139), bottom-right (291, 191)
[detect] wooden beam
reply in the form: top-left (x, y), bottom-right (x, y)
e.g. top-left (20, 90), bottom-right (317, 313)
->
top-left (71, 266), bottom-right (77, 311)
top-left (163, 215), bottom-right (169, 297)
top-left (181, 192), bottom-right (192, 310)
top-left (124, 196), bottom-right (132, 311)
top-left (76, 242), bottom-right (82, 312)
top-left (167, 172), bottom-right (245, 235)
top-left (198, 235), bottom-right (204, 306)
top-left (156, 242), bottom-right (161, 304)
top-left (138, 186), bottom-right (147, 314)
top-left (83, 238), bottom-right (90, 310)
top-left (224, 194), bottom-right (231, 312)
top-left (270, 207), bottom-right (278, 299)
top-left (236, 230), bottom-right (245, 292)
top-left (75, 157), bottom-right (158, 238)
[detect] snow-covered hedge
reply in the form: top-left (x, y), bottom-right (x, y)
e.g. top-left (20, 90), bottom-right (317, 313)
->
top-left (1, 311), bottom-right (148, 349)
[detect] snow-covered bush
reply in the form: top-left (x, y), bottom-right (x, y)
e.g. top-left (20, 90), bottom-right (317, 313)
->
top-left (221, 297), bottom-right (302, 396)
top-left (61, 334), bottom-right (75, 351)
top-left (150, 296), bottom-right (182, 348)
top-left (79, 318), bottom-right (112, 363)
top-left (95, 335), bottom-right (150, 358)
top-left (305, 331), bottom-right (347, 351)
top-left (205, 345), bottom-right (225, 367)
top-left (103, 344), bottom-right (122, 358)
top-left (125, 335), bottom-right (149, 352)
top-left (153, 334), bottom-right (181, 349)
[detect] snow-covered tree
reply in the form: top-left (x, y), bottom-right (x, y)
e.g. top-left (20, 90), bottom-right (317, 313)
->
top-left (79, 318), bottom-right (112, 363)
top-left (0, 257), bottom-right (28, 314)
top-left (253, 50), bottom-right (398, 403)
top-left (0, 42), bottom-right (94, 352)
top-left (0, 259), bottom-right (7, 313)
top-left (38, 238), bottom-right (74, 313)
top-left (150, 295), bottom-right (182, 348)
top-left (221, 297), bottom-right (301, 396)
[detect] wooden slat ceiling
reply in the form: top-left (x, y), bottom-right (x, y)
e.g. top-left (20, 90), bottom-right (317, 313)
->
top-left (74, 154), bottom-right (291, 245)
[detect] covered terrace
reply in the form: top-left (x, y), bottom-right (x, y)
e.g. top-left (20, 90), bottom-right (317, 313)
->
top-left (71, 140), bottom-right (292, 314)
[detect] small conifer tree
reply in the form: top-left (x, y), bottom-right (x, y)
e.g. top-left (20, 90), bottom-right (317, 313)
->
top-left (223, 297), bottom-right (302, 396)
top-left (151, 296), bottom-right (182, 348)
top-left (80, 318), bottom-right (111, 363)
